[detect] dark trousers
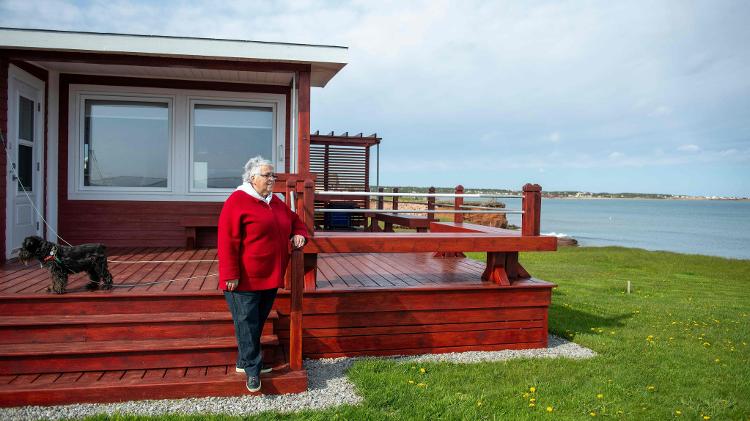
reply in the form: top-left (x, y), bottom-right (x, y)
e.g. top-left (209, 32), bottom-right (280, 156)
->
top-left (224, 288), bottom-right (278, 377)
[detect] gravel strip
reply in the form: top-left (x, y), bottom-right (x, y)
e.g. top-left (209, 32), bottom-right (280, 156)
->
top-left (1, 334), bottom-right (594, 420)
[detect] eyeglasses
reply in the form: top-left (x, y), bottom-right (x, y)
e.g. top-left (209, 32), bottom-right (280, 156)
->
top-left (258, 173), bottom-right (277, 179)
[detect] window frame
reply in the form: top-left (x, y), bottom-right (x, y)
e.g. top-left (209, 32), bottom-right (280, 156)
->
top-left (67, 85), bottom-right (286, 201)
top-left (188, 98), bottom-right (278, 194)
top-left (75, 94), bottom-right (175, 193)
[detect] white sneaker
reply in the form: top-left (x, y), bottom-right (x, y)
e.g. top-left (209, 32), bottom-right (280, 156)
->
top-left (236, 365), bottom-right (273, 374)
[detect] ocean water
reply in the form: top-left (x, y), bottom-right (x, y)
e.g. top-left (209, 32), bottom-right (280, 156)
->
top-left (499, 198), bottom-right (750, 260)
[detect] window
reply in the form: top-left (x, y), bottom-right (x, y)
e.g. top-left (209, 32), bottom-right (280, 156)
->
top-left (17, 96), bottom-right (35, 191)
top-left (191, 103), bottom-right (274, 190)
top-left (84, 100), bottom-right (170, 188)
top-left (68, 85), bottom-right (286, 201)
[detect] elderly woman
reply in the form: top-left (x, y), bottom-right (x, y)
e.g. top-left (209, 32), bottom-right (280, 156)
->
top-left (218, 156), bottom-right (307, 393)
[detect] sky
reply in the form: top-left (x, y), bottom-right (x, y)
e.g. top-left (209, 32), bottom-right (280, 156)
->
top-left (2, 0), bottom-right (749, 197)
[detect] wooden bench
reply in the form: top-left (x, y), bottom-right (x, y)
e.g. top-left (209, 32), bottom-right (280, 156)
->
top-left (367, 212), bottom-right (432, 232)
top-left (179, 216), bottom-right (218, 249)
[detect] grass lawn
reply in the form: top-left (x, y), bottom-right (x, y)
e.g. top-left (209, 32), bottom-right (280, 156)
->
top-left (87, 247), bottom-right (749, 420)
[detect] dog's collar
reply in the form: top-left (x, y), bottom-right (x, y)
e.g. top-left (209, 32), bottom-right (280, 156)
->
top-left (43, 246), bottom-right (60, 264)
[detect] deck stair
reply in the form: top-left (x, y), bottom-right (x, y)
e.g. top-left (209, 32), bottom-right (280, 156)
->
top-left (0, 293), bottom-right (308, 407)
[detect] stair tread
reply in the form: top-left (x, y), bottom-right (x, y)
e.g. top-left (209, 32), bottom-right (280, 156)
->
top-left (0, 335), bottom-right (279, 356)
top-left (0, 364), bottom-right (308, 406)
top-left (0, 310), bottom-right (278, 326)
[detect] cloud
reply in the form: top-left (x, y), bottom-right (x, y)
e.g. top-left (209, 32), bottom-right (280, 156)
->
top-left (677, 144), bottom-right (701, 152)
top-left (649, 105), bottom-right (672, 117)
top-left (546, 132), bottom-right (561, 143)
top-left (609, 152), bottom-right (624, 159)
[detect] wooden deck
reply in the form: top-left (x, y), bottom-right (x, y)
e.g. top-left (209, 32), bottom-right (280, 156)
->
top-left (0, 247), bottom-right (554, 407)
top-left (0, 248), bottom-right (519, 294)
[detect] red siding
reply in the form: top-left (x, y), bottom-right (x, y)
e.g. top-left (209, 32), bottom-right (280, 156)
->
top-left (58, 74), bottom-right (292, 247)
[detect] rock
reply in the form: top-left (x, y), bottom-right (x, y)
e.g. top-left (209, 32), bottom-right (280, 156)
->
top-left (557, 237), bottom-right (579, 247)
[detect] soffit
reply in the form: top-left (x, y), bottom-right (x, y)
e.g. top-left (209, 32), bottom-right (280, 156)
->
top-left (30, 61), bottom-right (294, 86)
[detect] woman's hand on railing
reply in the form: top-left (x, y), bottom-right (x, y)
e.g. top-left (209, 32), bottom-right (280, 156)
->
top-left (291, 235), bottom-right (306, 249)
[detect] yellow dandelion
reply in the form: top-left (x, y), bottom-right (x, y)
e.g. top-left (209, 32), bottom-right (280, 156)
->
top-left (529, 386), bottom-right (537, 393)
top-left (596, 393), bottom-right (604, 399)
top-left (546, 406), bottom-right (554, 412)
top-left (417, 382), bottom-right (427, 387)
top-left (523, 392), bottom-right (529, 398)
top-left (530, 398), bottom-right (536, 403)
top-left (703, 416), bottom-right (711, 420)
top-left (590, 411), bottom-right (597, 417)
top-left (408, 380), bottom-right (414, 384)
top-left (715, 358), bottom-right (720, 363)
top-left (476, 400), bottom-right (482, 407)
top-left (419, 367), bottom-right (426, 374)
top-left (529, 403), bottom-right (536, 407)
top-left (703, 342), bottom-right (711, 347)
top-left (646, 385), bottom-right (656, 392)
top-left (610, 331), bottom-right (615, 335)
top-left (675, 409), bottom-right (682, 415)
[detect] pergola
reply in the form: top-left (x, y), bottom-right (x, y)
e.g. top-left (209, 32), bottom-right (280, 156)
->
top-left (309, 131), bottom-right (381, 228)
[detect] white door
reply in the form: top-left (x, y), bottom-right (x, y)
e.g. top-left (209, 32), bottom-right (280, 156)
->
top-left (6, 71), bottom-right (44, 258)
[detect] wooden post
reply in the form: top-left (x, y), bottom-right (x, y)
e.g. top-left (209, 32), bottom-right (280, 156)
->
top-left (323, 144), bottom-right (330, 191)
top-left (289, 248), bottom-right (304, 371)
top-left (454, 185), bottom-right (464, 224)
top-left (386, 187), bottom-right (399, 232)
top-left (303, 178), bottom-right (315, 235)
top-left (296, 70), bottom-right (311, 173)
top-left (304, 253), bottom-right (317, 291)
top-left (481, 252), bottom-right (510, 286)
top-left (522, 183), bottom-right (542, 236)
top-left (369, 187), bottom-right (384, 232)
top-left (427, 186), bottom-right (435, 222)
top-left (283, 178), bottom-right (296, 290)
top-left (285, 178), bottom-right (295, 207)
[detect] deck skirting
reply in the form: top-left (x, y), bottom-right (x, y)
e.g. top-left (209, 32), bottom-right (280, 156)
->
top-left (275, 280), bottom-right (552, 358)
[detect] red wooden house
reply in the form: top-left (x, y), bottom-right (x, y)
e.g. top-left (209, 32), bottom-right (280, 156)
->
top-left (0, 28), bottom-right (556, 407)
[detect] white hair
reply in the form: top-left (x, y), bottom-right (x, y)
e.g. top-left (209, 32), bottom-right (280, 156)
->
top-left (242, 156), bottom-right (273, 182)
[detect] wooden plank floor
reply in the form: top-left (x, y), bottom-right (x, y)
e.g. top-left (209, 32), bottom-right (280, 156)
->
top-left (0, 248), bottom-right (491, 296)
top-left (315, 252), bottom-right (489, 289)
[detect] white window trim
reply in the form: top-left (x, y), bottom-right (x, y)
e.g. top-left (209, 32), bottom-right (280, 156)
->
top-left (67, 84), bottom-right (286, 201)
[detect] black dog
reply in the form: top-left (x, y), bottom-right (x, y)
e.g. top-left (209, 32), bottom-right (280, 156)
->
top-left (18, 236), bottom-right (113, 294)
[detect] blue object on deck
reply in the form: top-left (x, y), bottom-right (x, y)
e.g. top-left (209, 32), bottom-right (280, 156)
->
top-left (324, 202), bottom-right (358, 230)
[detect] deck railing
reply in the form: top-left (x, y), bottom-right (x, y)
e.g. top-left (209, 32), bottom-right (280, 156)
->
top-left (278, 175), bottom-right (547, 370)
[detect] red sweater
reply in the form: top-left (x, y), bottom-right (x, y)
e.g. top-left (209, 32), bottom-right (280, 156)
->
top-left (218, 190), bottom-right (308, 291)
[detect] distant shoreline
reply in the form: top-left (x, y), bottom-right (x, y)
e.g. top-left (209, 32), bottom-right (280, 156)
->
top-left (370, 186), bottom-right (748, 201)
top-left (542, 196), bottom-right (750, 201)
